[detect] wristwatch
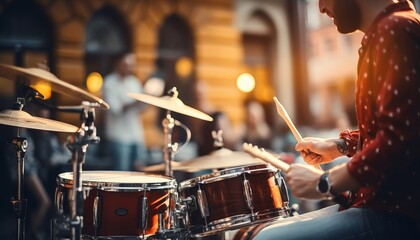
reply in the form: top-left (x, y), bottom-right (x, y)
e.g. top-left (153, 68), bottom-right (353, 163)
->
top-left (317, 171), bottom-right (337, 198)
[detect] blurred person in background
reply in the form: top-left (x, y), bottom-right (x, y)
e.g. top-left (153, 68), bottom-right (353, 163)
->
top-left (191, 81), bottom-right (243, 156)
top-left (252, 0), bottom-right (420, 239)
top-left (103, 53), bottom-right (149, 171)
top-left (241, 99), bottom-right (273, 150)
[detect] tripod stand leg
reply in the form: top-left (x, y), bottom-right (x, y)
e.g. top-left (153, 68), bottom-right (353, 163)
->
top-left (11, 137), bottom-right (28, 240)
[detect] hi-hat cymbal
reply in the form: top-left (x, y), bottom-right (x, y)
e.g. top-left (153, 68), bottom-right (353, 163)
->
top-left (0, 64), bottom-right (109, 109)
top-left (127, 88), bottom-right (213, 121)
top-left (0, 109), bottom-right (79, 132)
top-left (142, 148), bottom-right (263, 172)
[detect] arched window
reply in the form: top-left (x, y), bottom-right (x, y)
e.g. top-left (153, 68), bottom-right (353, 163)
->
top-left (84, 6), bottom-right (131, 77)
top-left (157, 14), bottom-right (195, 105)
top-left (242, 10), bottom-right (276, 126)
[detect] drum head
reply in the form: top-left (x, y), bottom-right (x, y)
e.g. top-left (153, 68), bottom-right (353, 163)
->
top-left (58, 171), bottom-right (176, 190)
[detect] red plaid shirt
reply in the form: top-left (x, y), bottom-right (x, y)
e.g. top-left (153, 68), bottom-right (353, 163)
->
top-left (340, 1), bottom-right (420, 220)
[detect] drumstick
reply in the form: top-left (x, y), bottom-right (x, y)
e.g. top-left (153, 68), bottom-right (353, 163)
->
top-left (273, 97), bottom-right (303, 142)
top-left (242, 143), bottom-right (289, 172)
top-left (273, 97), bottom-right (322, 170)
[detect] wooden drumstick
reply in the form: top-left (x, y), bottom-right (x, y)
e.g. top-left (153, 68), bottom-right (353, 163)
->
top-left (273, 97), bottom-right (322, 170)
top-left (242, 143), bottom-right (290, 172)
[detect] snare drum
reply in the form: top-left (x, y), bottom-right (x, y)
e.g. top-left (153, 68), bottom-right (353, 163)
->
top-left (179, 164), bottom-right (290, 237)
top-left (55, 171), bottom-right (177, 238)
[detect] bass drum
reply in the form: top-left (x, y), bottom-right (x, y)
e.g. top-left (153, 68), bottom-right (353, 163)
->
top-left (55, 171), bottom-right (177, 239)
top-left (179, 164), bottom-right (290, 237)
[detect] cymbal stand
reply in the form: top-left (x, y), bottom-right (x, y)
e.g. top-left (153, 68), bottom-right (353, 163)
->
top-left (65, 102), bottom-right (100, 240)
top-left (10, 98), bottom-right (28, 240)
top-left (162, 111), bottom-right (178, 177)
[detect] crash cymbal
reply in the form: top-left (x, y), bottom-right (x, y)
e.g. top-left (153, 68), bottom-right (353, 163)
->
top-left (142, 148), bottom-right (263, 172)
top-left (0, 64), bottom-right (109, 109)
top-left (127, 88), bottom-right (213, 121)
top-left (0, 109), bottom-right (79, 132)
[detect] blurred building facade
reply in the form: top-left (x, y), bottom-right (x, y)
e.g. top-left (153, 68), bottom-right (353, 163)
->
top-left (0, 0), bottom-right (312, 151)
top-left (305, 0), bottom-right (420, 130)
top-left (305, 0), bottom-right (362, 130)
top-left (1, 0), bottom-right (419, 147)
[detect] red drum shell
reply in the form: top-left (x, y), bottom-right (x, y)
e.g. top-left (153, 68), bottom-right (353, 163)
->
top-left (55, 171), bottom-right (177, 237)
top-left (179, 164), bottom-right (290, 236)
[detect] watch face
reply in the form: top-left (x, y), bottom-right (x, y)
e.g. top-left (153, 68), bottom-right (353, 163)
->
top-left (318, 174), bottom-right (329, 193)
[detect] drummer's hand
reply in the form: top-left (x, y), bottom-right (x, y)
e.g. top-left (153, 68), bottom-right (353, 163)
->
top-left (285, 163), bottom-right (324, 199)
top-left (295, 137), bottom-right (343, 165)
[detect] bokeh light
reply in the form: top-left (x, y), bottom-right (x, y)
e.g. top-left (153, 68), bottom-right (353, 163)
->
top-left (31, 82), bottom-right (51, 99)
top-left (86, 72), bottom-right (103, 93)
top-left (236, 73), bottom-right (256, 93)
top-left (175, 57), bottom-right (193, 78)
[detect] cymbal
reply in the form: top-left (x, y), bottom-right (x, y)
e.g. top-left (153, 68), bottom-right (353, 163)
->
top-left (0, 109), bottom-right (79, 132)
top-left (127, 89), bottom-right (213, 122)
top-left (177, 148), bottom-right (263, 171)
top-left (0, 64), bottom-right (109, 109)
top-left (142, 148), bottom-right (263, 172)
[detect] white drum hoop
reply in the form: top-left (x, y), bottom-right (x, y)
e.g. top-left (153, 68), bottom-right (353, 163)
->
top-left (58, 171), bottom-right (177, 192)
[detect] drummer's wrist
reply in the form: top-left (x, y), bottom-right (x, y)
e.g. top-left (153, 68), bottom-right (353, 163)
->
top-left (333, 139), bottom-right (349, 156)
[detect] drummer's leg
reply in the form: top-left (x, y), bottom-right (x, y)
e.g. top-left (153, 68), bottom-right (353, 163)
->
top-left (253, 206), bottom-right (418, 240)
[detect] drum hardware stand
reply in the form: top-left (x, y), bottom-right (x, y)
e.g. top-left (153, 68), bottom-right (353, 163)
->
top-left (161, 88), bottom-right (192, 177)
top-left (162, 111), bottom-right (178, 177)
top-left (51, 101), bottom-right (100, 240)
top-left (9, 86), bottom-right (45, 240)
top-left (153, 182), bottom-right (190, 239)
top-left (10, 98), bottom-right (29, 240)
top-left (67, 102), bottom-right (100, 240)
top-left (153, 213), bottom-right (189, 240)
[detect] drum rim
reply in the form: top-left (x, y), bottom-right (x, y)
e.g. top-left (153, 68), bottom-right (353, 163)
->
top-left (189, 208), bottom-right (290, 238)
top-left (179, 164), bottom-right (276, 189)
top-left (58, 171), bottom-right (177, 189)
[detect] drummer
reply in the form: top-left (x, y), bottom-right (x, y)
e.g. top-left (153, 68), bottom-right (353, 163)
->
top-left (253, 0), bottom-right (420, 239)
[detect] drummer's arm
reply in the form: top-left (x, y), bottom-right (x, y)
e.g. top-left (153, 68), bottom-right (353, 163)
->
top-left (327, 163), bottom-right (360, 194)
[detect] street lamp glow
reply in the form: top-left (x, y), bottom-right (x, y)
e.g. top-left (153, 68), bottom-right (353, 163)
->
top-left (236, 73), bottom-right (255, 93)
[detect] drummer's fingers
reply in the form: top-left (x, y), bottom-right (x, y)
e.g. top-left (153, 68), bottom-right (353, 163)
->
top-left (304, 153), bottom-right (321, 165)
top-left (300, 150), bottom-right (308, 158)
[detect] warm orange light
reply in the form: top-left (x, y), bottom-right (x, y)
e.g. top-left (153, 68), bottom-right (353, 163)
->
top-left (236, 73), bottom-right (255, 93)
top-left (31, 82), bottom-right (51, 99)
top-left (175, 57), bottom-right (193, 78)
top-left (86, 72), bottom-right (103, 93)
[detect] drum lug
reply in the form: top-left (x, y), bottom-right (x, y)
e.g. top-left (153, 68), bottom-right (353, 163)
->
top-left (243, 179), bottom-right (254, 211)
top-left (93, 196), bottom-right (99, 232)
top-left (275, 172), bottom-right (289, 204)
top-left (140, 195), bottom-right (148, 233)
top-left (55, 188), bottom-right (64, 215)
top-left (197, 189), bottom-right (209, 218)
